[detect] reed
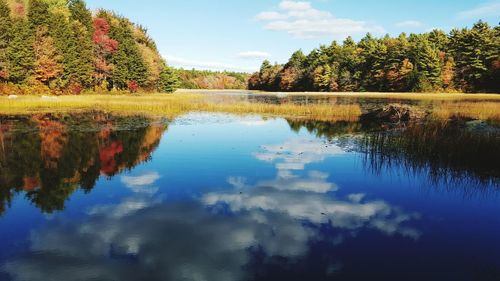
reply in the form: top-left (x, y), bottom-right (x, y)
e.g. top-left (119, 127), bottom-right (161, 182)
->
top-left (431, 102), bottom-right (500, 122)
top-left (0, 94), bottom-right (362, 121)
top-left (2, 93), bottom-right (499, 122)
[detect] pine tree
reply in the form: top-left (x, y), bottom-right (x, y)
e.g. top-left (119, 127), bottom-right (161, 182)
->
top-left (411, 36), bottom-right (442, 89)
top-left (110, 19), bottom-right (148, 89)
top-left (68, 0), bottom-right (92, 33)
top-left (49, 12), bottom-right (76, 85)
top-left (28, 0), bottom-right (50, 29)
top-left (33, 25), bottom-right (63, 85)
top-left (0, 0), bottom-right (12, 80)
top-left (70, 21), bottom-right (93, 86)
top-left (7, 18), bottom-right (34, 83)
top-left (159, 66), bottom-right (179, 93)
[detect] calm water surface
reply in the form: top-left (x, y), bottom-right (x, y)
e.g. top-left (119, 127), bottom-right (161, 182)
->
top-left (0, 111), bottom-right (499, 281)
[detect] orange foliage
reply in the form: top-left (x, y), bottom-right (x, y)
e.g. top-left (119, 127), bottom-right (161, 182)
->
top-left (23, 177), bottom-right (40, 191)
top-left (99, 141), bottom-right (123, 175)
top-left (36, 119), bottom-right (68, 169)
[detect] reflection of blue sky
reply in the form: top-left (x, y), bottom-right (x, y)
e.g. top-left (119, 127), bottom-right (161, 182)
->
top-left (2, 113), bottom-right (500, 280)
top-left (2, 124), bottom-right (421, 281)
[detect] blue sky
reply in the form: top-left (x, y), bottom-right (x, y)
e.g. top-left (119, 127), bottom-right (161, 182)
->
top-left (85, 0), bottom-right (500, 72)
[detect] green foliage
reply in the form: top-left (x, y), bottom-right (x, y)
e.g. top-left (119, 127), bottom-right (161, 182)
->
top-left (1, 0), bottom-right (172, 94)
top-left (27, 0), bottom-right (49, 28)
top-left (176, 68), bottom-right (249, 90)
top-left (110, 18), bottom-right (148, 89)
top-left (0, 0), bottom-right (12, 80)
top-left (159, 66), bottom-right (179, 93)
top-left (6, 17), bottom-right (34, 83)
top-left (251, 22), bottom-right (500, 93)
top-left (68, 0), bottom-right (92, 33)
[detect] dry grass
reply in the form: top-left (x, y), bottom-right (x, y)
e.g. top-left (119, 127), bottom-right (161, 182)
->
top-left (1, 92), bottom-right (499, 122)
top-left (431, 102), bottom-right (500, 122)
top-left (0, 94), bottom-right (361, 121)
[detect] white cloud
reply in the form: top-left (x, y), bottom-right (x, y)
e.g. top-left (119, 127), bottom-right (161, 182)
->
top-left (255, 11), bottom-right (288, 21)
top-left (255, 0), bottom-right (384, 39)
top-left (166, 55), bottom-right (254, 72)
top-left (396, 20), bottom-right (424, 28)
top-left (237, 51), bottom-right (271, 60)
top-left (457, 1), bottom-right (500, 19)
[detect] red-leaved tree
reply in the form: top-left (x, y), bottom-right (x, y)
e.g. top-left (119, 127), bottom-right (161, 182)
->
top-left (93, 18), bottom-right (118, 88)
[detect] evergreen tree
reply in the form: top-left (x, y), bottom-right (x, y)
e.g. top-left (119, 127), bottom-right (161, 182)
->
top-left (49, 12), bottom-right (77, 85)
top-left (28, 0), bottom-right (50, 29)
top-left (411, 36), bottom-right (442, 89)
top-left (0, 0), bottom-right (12, 80)
top-left (7, 18), bottom-right (34, 83)
top-left (159, 66), bottom-right (179, 93)
top-left (68, 0), bottom-right (93, 33)
top-left (70, 21), bottom-right (93, 86)
top-left (110, 19), bottom-right (148, 89)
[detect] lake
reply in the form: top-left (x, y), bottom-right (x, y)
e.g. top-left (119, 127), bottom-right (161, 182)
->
top-left (0, 105), bottom-right (499, 280)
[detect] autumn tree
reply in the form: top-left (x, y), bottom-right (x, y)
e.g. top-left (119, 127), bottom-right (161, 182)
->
top-left (92, 17), bottom-right (118, 88)
top-left (33, 25), bottom-right (63, 86)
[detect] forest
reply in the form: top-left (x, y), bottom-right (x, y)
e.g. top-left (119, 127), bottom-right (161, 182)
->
top-left (0, 0), bottom-right (179, 95)
top-left (177, 69), bottom-right (249, 90)
top-left (249, 22), bottom-right (500, 93)
top-left (0, 0), bottom-right (498, 95)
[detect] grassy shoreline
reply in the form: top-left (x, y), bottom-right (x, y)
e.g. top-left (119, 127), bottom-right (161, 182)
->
top-left (1, 91), bottom-right (499, 122)
top-left (178, 89), bottom-right (500, 100)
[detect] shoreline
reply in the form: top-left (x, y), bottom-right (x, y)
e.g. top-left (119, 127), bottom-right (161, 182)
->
top-left (176, 89), bottom-right (500, 100)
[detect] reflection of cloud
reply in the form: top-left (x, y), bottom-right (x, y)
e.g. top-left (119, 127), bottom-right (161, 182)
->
top-left (204, 184), bottom-right (420, 239)
top-left (259, 170), bottom-right (336, 193)
top-left (239, 120), bottom-right (269, 126)
top-left (3, 202), bottom-right (313, 281)
top-left (121, 172), bottom-right (160, 194)
top-left (255, 138), bottom-right (345, 172)
top-left (2, 138), bottom-right (421, 281)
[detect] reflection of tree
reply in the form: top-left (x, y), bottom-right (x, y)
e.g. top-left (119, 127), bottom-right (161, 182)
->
top-left (287, 119), bottom-right (362, 140)
top-left (358, 120), bottom-right (500, 188)
top-left (0, 113), bottom-right (168, 215)
top-left (287, 119), bottom-right (500, 190)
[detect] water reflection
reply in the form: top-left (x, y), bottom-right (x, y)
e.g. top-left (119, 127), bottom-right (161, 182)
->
top-left (287, 118), bottom-right (500, 190)
top-left (0, 113), bottom-right (167, 215)
top-left (2, 138), bottom-right (420, 281)
top-left (0, 112), bottom-right (499, 280)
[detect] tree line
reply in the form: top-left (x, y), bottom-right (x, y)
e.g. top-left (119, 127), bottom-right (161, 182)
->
top-left (176, 68), bottom-right (249, 90)
top-left (0, 0), bottom-right (179, 95)
top-left (249, 21), bottom-right (500, 93)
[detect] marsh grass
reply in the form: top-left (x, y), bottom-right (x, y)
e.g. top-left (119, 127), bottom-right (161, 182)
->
top-left (431, 102), bottom-right (500, 122)
top-left (1, 92), bottom-right (499, 122)
top-left (0, 94), bottom-right (362, 121)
